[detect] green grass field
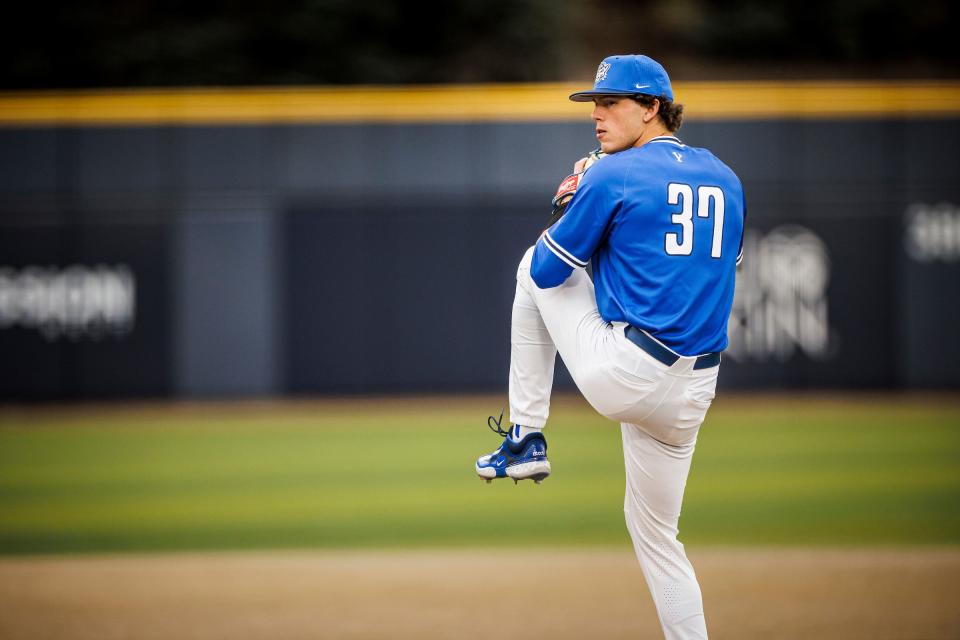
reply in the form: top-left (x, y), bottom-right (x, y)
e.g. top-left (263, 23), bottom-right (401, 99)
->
top-left (0, 394), bottom-right (958, 554)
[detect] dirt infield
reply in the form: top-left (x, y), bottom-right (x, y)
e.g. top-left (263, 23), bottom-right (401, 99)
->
top-left (1, 548), bottom-right (958, 640)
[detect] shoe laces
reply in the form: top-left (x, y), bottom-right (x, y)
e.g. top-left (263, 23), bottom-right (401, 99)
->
top-left (487, 409), bottom-right (511, 437)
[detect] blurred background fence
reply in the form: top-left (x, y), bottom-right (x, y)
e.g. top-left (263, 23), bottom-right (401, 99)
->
top-left (1, 83), bottom-right (958, 400)
top-left (1, 0), bottom-right (958, 401)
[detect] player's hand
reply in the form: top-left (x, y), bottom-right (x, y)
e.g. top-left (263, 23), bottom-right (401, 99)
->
top-left (545, 149), bottom-right (608, 230)
top-left (578, 148), bottom-right (606, 173)
top-left (552, 149), bottom-right (607, 208)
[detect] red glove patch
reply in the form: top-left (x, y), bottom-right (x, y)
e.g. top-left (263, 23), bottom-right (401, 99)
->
top-left (552, 173), bottom-right (582, 207)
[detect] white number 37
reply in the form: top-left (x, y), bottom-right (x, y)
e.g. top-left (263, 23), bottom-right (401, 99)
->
top-left (664, 183), bottom-right (725, 258)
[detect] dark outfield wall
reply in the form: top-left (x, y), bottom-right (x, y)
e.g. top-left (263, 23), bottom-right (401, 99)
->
top-left (1, 119), bottom-right (958, 399)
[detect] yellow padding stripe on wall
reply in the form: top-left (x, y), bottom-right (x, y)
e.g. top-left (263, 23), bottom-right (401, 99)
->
top-left (0, 81), bottom-right (958, 126)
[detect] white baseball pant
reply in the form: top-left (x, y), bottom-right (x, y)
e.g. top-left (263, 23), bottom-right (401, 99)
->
top-left (509, 246), bottom-right (718, 640)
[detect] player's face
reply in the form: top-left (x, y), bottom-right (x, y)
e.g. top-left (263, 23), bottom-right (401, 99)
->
top-left (591, 96), bottom-right (649, 154)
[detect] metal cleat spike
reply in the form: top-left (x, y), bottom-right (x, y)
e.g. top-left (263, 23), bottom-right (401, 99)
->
top-left (534, 479), bottom-right (542, 484)
top-left (513, 478), bottom-right (519, 485)
top-left (485, 479), bottom-right (492, 484)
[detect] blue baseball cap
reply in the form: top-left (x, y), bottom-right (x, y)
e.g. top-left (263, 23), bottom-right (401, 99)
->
top-left (569, 55), bottom-right (674, 102)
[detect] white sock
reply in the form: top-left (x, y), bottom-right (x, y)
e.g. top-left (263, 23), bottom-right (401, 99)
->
top-left (510, 424), bottom-right (543, 441)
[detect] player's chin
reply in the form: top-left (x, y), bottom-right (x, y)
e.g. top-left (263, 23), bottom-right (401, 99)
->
top-left (600, 141), bottom-right (627, 154)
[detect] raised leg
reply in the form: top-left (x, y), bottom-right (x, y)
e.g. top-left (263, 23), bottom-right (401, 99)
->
top-left (507, 276), bottom-right (557, 428)
top-left (508, 246), bottom-right (611, 427)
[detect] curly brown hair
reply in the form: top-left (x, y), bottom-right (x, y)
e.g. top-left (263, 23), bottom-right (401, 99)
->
top-left (632, 95), bottom-right (684, 133)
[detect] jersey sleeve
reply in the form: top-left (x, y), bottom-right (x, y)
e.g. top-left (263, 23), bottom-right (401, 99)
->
top-left (735, 189), bottom-right (747, 266)
top-left (530, 160), bottom-right (624, 289)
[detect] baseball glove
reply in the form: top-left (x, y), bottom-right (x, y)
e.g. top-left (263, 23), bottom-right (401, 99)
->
top-left (546, 149), bottom-right (607, 229)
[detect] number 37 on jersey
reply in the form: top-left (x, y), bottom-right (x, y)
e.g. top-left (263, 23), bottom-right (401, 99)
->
top-left (664, 183), bottom-right (726, 259)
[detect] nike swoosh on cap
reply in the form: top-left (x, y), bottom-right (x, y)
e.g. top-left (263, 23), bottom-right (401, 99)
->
top-left (634, 84), bottom-right (650, 89)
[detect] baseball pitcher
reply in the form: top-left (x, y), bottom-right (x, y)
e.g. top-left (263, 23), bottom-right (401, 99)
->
top-left (475, 54), bottom-right (746, 639)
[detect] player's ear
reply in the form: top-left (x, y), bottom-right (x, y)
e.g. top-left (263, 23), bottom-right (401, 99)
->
top-left (642, 98), bottom-right (661, 124)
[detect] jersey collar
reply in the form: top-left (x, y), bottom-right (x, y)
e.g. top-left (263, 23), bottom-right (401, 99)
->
top-left (647, 135), bottom-right (684, 147)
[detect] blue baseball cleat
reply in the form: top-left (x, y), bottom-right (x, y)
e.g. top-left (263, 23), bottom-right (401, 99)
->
top-left (475, 411), bottom-right (551, 484)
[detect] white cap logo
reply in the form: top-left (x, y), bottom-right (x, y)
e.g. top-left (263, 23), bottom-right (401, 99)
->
top-left (595, 61), bottom-right (610, 83)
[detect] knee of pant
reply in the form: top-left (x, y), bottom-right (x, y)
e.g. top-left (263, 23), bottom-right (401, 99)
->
top-left (515, 246), bottom-right (538, 292)
top-left (516, 245), bottom-right (535, 277)
top-left (624, 499), bottom-right (679, 547)
top-left (624, 507), bottom-right (683, 573)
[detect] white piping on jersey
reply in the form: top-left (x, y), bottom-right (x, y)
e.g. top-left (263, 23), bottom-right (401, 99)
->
top-left (648, 135), bottom-right (685, 147)
top-left (543, 230), bottom-right (588, 269)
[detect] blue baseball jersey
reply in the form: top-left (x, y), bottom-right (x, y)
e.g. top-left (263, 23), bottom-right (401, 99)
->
top-left (532, 135), bottom-right (745, 356)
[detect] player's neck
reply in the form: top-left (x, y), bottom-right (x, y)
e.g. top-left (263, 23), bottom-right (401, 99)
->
top-left (633, 124), bottom-right (673, 148)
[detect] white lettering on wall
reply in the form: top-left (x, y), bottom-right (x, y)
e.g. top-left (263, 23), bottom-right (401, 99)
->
top-left (905, 203), bottom-right (960, 262)
top-left (727, 225), bottom-right (833, 362)
top-left (0, 265), bottom-right (136, 341)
